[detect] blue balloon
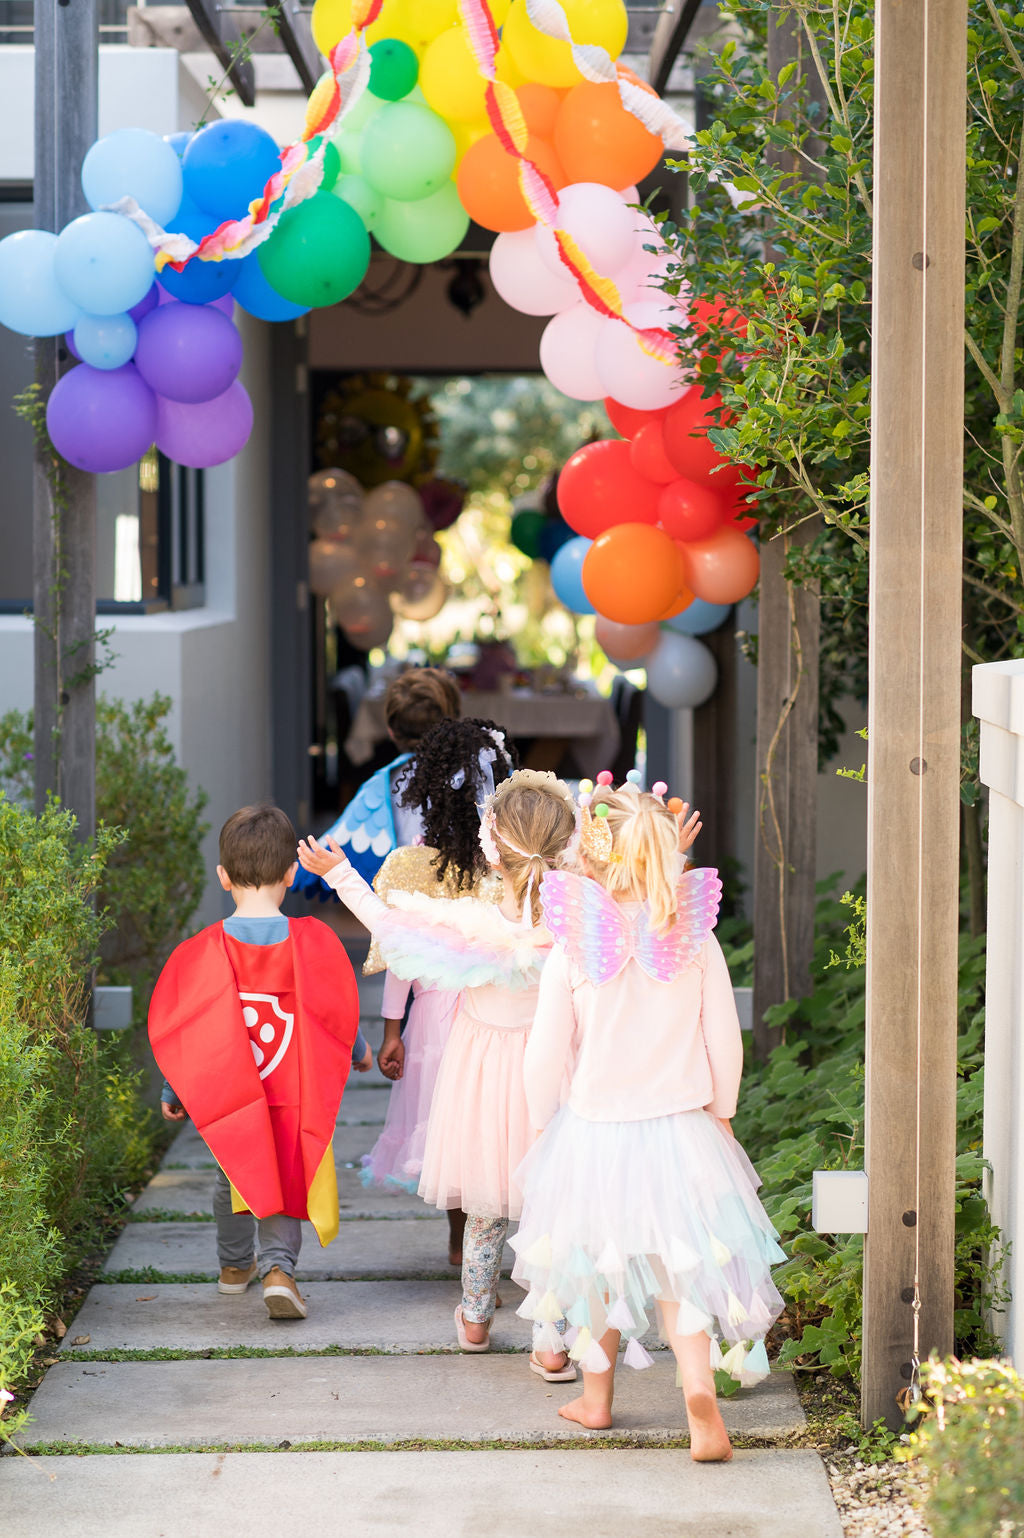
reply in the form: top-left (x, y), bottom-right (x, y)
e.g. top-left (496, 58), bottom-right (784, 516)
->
top-left (551, 536), bottom-right (595, 616)
top-left (664, 599), bottom-right (732, 637)
top-left (165, 131), bottom-right (193, 161)
top-left (183, 121), bottom-right (282, 222)
top-left (54, 212), bottom-right (155, 317)
top-left (82, 128), bottom-right (183, 228)
top-left (231, 251), bottom-right (309, 321)
top-left (74, 311), bottom-right (138, 370)
top-left (158, 197), bottom-right (239, 305)
top-left (0, 230), bottom-right (81, 336)
top-left (538, 517), bottom-right (575, 564)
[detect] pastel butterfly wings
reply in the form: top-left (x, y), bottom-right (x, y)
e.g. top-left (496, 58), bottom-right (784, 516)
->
top-left (540, 869), bottom-right (723, 986)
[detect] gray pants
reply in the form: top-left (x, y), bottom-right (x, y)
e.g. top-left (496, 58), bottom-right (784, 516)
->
top-left (213, 1167), bottom-right (302, 1278)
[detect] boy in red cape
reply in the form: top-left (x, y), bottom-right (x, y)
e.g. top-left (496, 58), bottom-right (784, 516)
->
top-left (149, 804), bottom-right (361, 1320)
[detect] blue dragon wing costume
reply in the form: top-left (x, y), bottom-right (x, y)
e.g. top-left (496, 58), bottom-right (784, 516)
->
top-left (291, 753), bottom-right (412, 902)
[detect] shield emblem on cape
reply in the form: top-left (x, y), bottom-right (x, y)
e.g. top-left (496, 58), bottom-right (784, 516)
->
top-left (239, 992), bottom-right (294, 1080)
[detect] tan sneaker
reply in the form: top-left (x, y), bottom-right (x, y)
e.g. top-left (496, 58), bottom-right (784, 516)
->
top-left (218, 1260), bottom-right (258, 1295)
top-left (263, 1266), bottom-right (307, 1320)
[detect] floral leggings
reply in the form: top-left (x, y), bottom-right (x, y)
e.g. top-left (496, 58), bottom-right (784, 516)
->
top-left (460, 1213), bottom-right (508, 1324)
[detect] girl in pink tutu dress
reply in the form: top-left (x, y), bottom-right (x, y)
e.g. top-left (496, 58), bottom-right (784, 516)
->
top-left (359, 718), bottom-right (513, 1266)
top-left (512, 778), bottom-right (785, 1462)
top-left (297, 770), bottom-right (579, 1377)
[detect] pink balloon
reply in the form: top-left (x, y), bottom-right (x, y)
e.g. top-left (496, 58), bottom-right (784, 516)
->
top-left (535, 183), bottom-right (638, 278)
top-left (595, 299), bottom-right (694, 412)
top-left (489, 227), bottom-right (578, 316)
top-left (539, 304), bottom-right (605, 401)
top-left (595, 616), bottom-right (661, 665)
top-left (155, 379), bottom-right (253, 468)
top-left (679, 525), bottom-right (761, 605)
top-left (615, 215), bottom-right (675, 304)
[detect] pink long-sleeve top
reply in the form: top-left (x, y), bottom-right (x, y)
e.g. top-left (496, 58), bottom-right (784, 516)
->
top-left (523, 924), bottom-right (743, 1130)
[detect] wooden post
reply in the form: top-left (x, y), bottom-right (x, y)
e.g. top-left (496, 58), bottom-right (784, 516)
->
top-left (862, 0), bottom-right (965, 1430)
top-left (752, 12), bottom-right (821, 1054)
top-left (33, 0), bottom-right (98, 838)
top-left (691, 616), bottom-right (737, 876)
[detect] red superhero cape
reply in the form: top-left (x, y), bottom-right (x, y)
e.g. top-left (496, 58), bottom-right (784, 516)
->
top-left (148, 917), bottom-right (359, 1244)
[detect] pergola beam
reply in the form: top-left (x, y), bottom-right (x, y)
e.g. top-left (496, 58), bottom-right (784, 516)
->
top-left (647, 0), bottom-right (704, 93)
top-left (862, 0), bottom-right (966, 1430)
top-left (183, 0), bottom-right (256, 106)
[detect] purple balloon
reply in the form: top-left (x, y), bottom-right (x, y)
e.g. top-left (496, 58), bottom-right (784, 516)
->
top-left (156, 380), bottom-right (253, 468)
top-left (156, 282), bottom-right (234, 317)
top-left (135, 300), bottom-right (243, 404)
top-left (129, 284), bottom-right (160, 323)
top-left (47, 363), bottom-right (157, 473)
top-left (64, 330), bottom-right (82, 361)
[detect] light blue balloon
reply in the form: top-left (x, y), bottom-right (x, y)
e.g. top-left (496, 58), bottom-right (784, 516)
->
top-left (0, 230), bottom-right (81, 337)
top-left (664, 598), bottom-right (731, 636)
top-left (231, 251), bottom-right (309, 321)
top-left (551, 535), bottom-right (595, 616)
top-left (82, 127), bottom-right (183, 228)
top-left (158, 196), bottom-right (238, 306)
top-left (73, 311), bottom-right (138, 370)
top-left (54, 212), bottom-right (155, 317)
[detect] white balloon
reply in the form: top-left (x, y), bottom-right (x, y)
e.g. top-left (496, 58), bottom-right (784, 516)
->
top-left (309, 538), bottom-right (360, 595)
top-left (535, 183), bottom-right (638, 279)
top-left (309, 467), bottom-right (365, 541)
top-left (333, 576), bottom-right (393, 650)
top-left (645, 632), bottom-right (718, 710)
top-left (391, 565), bottom-right (447, 621)
top-left (614, 214), bottom-right (676, 304)
top-left (489, 228), bottom-right (578, 316)
top-left (539, 304), bottom-right (606, 401)
top-left (363, 480), bottom-right (423, 532)
top-left (595, 299), bottom-right (693, 412)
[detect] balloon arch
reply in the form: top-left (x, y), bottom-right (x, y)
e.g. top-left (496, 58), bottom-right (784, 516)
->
top-left (0, 0), bottom-right (760, 698)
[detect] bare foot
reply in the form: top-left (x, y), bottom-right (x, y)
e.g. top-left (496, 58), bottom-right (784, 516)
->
top-left (685, 1387), bottom-right (733, 1462)
top-left (448, 1250), bottom-right (462, 1267)
top-left (463, 1318), bottom-right (488, 1346)
top-left (535, 1350), bottom-right (570, 1373)
top-left (558, 1394), bottom-right (613, 1430)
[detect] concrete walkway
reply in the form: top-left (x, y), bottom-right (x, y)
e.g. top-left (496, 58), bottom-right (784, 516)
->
top-left (1, 967), bottom-right (842, 1536)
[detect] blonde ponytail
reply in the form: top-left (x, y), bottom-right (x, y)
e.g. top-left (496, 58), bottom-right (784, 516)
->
top-left (489, 770), bottom-right (577, 926)
top-left (584, 787), bottom-right (680, 934)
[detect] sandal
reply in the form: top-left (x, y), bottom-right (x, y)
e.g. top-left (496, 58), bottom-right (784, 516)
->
top-left (529, 1351), bottom-right (578, 1383)
top-left (454, 1305), bottom-right (490, 1353)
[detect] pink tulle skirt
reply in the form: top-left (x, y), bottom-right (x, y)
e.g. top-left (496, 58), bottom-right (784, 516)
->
top-left (418, 1010), bottom-right (532, 1220)
top-left (361, 987), bottom-right (460, 1191)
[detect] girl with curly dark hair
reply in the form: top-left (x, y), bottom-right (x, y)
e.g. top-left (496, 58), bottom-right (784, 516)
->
top-left (358, 718), bottom-right (518, 1265)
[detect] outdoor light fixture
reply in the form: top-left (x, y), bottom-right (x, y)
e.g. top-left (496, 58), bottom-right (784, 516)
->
top-left (446, 259), bottom-right (486, 318)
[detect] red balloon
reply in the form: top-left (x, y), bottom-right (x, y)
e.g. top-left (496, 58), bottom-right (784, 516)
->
top-left (629, 419), bottom-right (678, 485)
top-left (582, 523), bottom-right (684, 625)
top-left (662, 386), bottom-right (733, 481)
top-left (658, 477), bottom-right (726, 541)
top-left (690, 295), bottom-right (748, 340)
top-left (603, 396), bottom-right (670, 441)
top-left (678, 525), bottom-right (760, 605)
top-left (557, 439), bottom-right (661, 538)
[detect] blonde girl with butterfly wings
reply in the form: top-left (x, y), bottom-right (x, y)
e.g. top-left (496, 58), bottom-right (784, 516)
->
top-left (512, 785), bottom-right (785, 1462)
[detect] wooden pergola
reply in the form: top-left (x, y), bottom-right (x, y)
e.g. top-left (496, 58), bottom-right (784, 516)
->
top-left (34, 0), bottom-right (967, 1430)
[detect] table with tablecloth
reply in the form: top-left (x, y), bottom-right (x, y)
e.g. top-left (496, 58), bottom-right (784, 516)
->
top-left (344, 685), bottom-right (621, 776)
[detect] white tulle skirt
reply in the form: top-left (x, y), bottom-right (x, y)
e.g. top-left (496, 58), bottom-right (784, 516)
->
top-left (511, 1105), bottom-right (785, 1381)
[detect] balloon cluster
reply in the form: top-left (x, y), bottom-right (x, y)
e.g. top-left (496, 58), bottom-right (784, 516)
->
top-left (307, 470), bottom-right (450, 652)
top-left (547, 384), bottom-right (759, 711)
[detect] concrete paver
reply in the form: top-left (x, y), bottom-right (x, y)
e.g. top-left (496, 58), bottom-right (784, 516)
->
top-left (0, 1450), bottom-right (842, 1538)
top-left (161, 1121), bottom-right (384, 1170)
top-left (59, 1281), bottom-right (537, 1354)
top-left (103, 1219), bottom-right (511, 1279)
top-left (134, 1166), bottom-right (432, 1221)
top-left (23, 1357), bottom-right (804, 1448)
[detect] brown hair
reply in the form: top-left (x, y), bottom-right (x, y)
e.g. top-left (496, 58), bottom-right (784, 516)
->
top-left (219, 804), bottom-right (297, 889)
top-left (584, 787), bottom-right (680, 934)
top-left (490, 770), bottom-right (577, 926)
top-left (384, 666), bottom-right (461, 752)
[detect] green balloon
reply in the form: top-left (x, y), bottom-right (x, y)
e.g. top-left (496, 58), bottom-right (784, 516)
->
top-left (510, 509), bottom-right (547, 559)
top-left (374, 182), bottom-right (470, 264)
top-left (258, 192), bottom-right (370, 308)
top-left (361, 101), bottom-right (456, 203)
top-left (334, 173), bottom-right (383, 232)
top-left (308, 133), bottom-right (341, 192)
top-left (369, 38), bottom-right (419, 101)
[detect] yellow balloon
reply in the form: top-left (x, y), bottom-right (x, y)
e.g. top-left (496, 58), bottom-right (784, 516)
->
top-left (420, 28), bottom-right (489, 123)
top-left (391, 0), bottom-right (457, 44)
top-left (494, 43), bottom-right (528, 88)
top-left (311, 0), bottom-right (419, 55)
top-left (502, 0), bottom-right (628, 88)
top-left (450, 116), bottom-right (490, 166)
top-left (490, 0), bottom-right (512, 22)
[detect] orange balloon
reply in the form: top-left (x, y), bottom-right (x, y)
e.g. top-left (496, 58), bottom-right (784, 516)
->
top-left (456, 133), bottom-right (566, 233)
top-left (516, 83), bottom-right (563, 140)
top-left (554, 82), bottom-right (664, 190)
top-left (582, 523), bottom-right (684, 625)
top-left (659, 586), bottom-right (694, 620)
top-left (678, 525), bottom-right (760, 605)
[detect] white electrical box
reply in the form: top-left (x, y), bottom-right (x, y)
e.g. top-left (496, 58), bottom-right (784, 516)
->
top-left (93, 986), bottom-right (133, 1031)
top-left (812, 1170), bottom-right (868, 1234)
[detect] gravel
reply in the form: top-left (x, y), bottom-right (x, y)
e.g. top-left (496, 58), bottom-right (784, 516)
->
top-left (826, 1455), bottom-right (932, 1537)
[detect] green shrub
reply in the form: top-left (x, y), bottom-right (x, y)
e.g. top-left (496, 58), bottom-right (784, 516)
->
top-left (734, 885), bottom-right (996, 1379)
top-left (906, 1357), bottom-right (1024, 1538)
top-left (0, 797), bottom-right (158, 1439)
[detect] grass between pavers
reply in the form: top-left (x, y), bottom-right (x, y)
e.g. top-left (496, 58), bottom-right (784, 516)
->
top-left (11, 1432), bottom-right (806, 1457)
top-left (98, 1269), bottom-right (507, 1284)
top-left (58, 1345), bottom-right (531, 1361)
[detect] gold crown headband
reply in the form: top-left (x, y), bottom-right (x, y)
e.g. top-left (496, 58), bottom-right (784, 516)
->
top-left (578, 772), bottom-right (684, 864)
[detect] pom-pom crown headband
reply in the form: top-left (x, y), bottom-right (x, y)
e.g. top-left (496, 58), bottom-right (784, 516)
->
top-left (577, 770), bottom-right (685, 864)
